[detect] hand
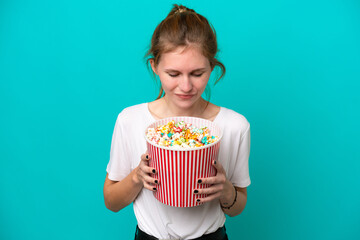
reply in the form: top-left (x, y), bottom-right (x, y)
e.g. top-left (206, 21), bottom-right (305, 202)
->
top-left (194, 160), bottom-right (234, 205)
top-left (134, 153), bottom-right (159, 192)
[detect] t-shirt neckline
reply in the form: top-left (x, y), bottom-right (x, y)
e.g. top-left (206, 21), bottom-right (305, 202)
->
top-left (145, 102), bottom-right (223, 123)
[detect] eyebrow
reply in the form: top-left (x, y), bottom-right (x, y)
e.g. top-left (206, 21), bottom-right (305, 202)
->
top-left (164, 68), bottom-right (207, 72)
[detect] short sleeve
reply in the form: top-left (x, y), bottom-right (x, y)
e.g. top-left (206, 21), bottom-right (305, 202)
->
top-left (106, 113), bottom-right (131, 181)
top-left (231, 125), bottom-right (251, 188)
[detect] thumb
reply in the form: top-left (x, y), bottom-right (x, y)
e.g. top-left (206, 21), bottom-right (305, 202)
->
top-left (212, 159), bottom-right (225, 174)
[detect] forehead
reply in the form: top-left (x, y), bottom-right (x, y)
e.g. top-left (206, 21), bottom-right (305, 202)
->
top-left (158, 46), bottom-right (210, 70)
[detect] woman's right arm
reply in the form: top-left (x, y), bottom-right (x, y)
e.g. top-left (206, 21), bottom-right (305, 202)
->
top-left (103, 153), bottom-right (158, 212)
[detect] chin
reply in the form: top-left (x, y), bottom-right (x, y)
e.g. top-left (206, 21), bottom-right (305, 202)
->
top-left (175, 99), bottom-right (199, 109)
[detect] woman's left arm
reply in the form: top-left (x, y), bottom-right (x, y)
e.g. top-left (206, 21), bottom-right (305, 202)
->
top-left (195, 160), bottom-right (247, 217)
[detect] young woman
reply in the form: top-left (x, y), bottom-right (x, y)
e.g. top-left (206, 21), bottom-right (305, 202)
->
top-left (104, 4), bottom-right (250, 240)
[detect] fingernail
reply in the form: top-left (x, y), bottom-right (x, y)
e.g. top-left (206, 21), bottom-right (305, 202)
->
top-left (194, 190), bottom-right (198, 194)
top-left (196, 199), bottom-right (200, 202)
top-left (154, 180), bottom-right (158, 184)
top-left (214, 160), bottom-right (217, 165)
top-left (153, 187), bottom-right (156, 191)
top-left (198, 179), bottom-right (202, 184)
top-left (146, 155), bottom-right (149, 159)
top-left (152, 169), bottom-right (156, 174)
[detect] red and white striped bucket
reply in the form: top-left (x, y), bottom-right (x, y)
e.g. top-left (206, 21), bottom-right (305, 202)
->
top-left (145, 116), bottom-right (222, 207)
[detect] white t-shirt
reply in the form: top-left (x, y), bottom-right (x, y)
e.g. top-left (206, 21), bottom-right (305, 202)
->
top-left (106, 103), bottom-right (251, 239)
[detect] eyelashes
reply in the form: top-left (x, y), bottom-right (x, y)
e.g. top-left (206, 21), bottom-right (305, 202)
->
top-left (168, 73), bottom-right (204, 78)
top-left (192, 73), bottom-right (204, 77)
top-left (168, 73), bottom-right (179, 77)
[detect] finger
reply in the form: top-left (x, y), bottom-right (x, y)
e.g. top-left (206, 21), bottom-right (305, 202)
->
top-left (212, 160), bottom-right (225, 174)
top-left (143, 174), bottom-right (160, 185)
top-left (194, 184), bottom-right (223, 195)
top-left (197, 174), bottom-right (226, 185)
top-left (139, 161), bottom-right (156, 174)
top-left (141, 153), bottom-right (151, 162)
top-left (196, 192), bottom-right (222, 204)
top-left (143, 181), bottom-right (157, 192)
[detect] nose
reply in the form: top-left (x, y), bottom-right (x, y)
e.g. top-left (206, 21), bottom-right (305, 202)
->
top-left (178, 75), bottom-right (193, 93)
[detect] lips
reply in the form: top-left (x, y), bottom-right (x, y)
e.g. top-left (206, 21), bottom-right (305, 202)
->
top-left (176, 94), bottom-right (194, 100)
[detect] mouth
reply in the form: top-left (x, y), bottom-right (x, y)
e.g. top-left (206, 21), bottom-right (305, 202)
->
top-left (175, 94), bottom-right (195, 100)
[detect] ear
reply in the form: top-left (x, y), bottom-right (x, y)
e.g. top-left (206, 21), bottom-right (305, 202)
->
top-left (150, 59), bottom-right (158, 75)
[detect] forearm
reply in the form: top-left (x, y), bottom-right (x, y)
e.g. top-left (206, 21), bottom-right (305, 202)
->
top-left (220, 180), bottom-right (247, 217)
top-left (103, 167), bottom-right (143, 212)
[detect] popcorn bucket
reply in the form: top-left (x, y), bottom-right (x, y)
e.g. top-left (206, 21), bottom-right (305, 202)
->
top-left (145, 117), bottom-right (223, 207)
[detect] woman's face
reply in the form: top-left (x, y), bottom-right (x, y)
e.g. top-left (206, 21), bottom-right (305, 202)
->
top-left (151, 46), bottom-right (212, 110)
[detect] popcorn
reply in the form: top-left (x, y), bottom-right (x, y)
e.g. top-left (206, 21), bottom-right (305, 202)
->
top-left (146, 120), bottom-right (219, 148)
top-left (145, 117), bottom-right (223, 207)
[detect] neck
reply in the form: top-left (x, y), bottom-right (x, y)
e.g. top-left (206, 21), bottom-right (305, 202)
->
top-left (161, 96), bottom-right (208, 118)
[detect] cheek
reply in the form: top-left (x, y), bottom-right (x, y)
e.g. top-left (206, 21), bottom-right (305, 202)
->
top-left (159, 75), bottom-right (175, 89)
top-left (196, 77), bottom-right (210, 90)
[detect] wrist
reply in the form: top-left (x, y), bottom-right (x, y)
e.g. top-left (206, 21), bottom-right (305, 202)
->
top-left (131, 167), bottom-right (142, 186)
top-left (220, 182), bottom-right (237, 209)
top-left (220, 180), bottom-right (234, 204)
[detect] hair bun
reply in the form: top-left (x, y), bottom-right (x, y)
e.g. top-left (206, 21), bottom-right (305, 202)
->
top-left (175, 5), bottom-right (186, 14)
top-left (170, 4), bottom-right (194, 16)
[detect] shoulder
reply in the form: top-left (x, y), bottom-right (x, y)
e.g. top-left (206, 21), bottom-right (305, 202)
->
top-left (217, 107), bottom-right (250, 135)
top-left (116, 103), bottom-right (148, 125)
top-left (118, 103), bottom-right (147, 118)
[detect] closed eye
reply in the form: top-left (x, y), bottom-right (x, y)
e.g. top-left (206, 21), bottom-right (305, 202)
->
top-left (191, 72), bottom-right (204, 77)
top-left (168, 73), bottom-right (180, 77)
top-left (192, 73), bottom-right (204, 77)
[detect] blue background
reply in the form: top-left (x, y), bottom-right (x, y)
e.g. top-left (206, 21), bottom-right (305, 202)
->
top-left (1, 0), bottom-right (359, 239)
